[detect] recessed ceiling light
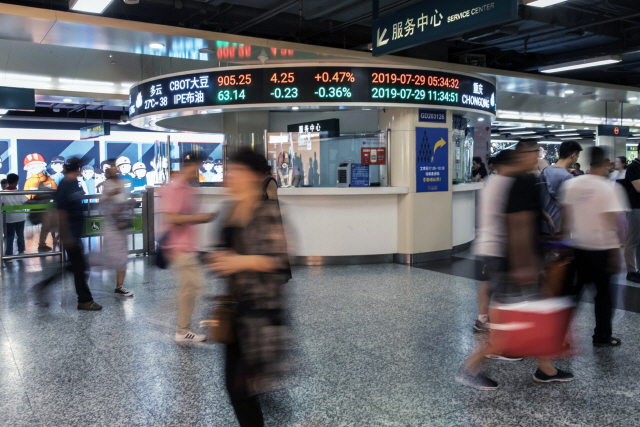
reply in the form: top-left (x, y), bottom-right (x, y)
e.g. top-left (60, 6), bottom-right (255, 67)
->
top-left (63, 98), bottom-right (72, 103)
top-left (478, 118), bottom-right (484, 122)
top-left (69, 0), bottom-right (114, 14)
top-left (525, 0), bottom-right (568, 7)
top-left (149, 43), bottom-right (165, 49)
top-left (630, 97), bottom-right (638, 101)
top-left (564, 90), bottom-right (574, 95)
top-left (291, 107), bottom-right (299, 110)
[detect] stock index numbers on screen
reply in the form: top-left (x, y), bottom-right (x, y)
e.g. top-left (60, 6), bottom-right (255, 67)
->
top-left (128, 66), bottom-right (496, 119)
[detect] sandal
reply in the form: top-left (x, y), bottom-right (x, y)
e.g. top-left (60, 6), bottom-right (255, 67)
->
top-left (593, 337), bottom-right (621, 347)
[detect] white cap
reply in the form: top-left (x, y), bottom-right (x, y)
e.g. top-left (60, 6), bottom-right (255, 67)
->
top-left (116, 156), bottom-right (131, 168)
top-left (132, 162), bottom-right (145, 172)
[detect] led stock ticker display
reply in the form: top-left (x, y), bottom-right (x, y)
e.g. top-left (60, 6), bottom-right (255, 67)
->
top-left (128, 66), bottom-right (496, 119)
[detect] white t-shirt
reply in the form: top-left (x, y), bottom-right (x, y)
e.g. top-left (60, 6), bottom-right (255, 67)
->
top-left (609, 169), bottom-right (626, 181)
top-left (473, 174), bottom-right (515, 258)
top-left (2, 194), bottom-right (28, 223)
top-left (561, 174), bottom-right (630, 250)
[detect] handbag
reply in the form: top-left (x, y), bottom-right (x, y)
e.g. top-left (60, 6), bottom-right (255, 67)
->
top-left (154, 231), bottom-right (171, 269)
top-left (113, 203), bottom-right (134, 230)
top-left (201, 296), bottom-right (237, 343)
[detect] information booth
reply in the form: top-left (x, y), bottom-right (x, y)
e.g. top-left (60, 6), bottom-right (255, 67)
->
top-left (129, 63), bottom-right (496, 264)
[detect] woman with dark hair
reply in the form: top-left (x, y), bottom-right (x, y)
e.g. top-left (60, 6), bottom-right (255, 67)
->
top-left (472, 156), bottom-right (488, 182)
top-left (610, 156), bottom-right (627, 181)
top-left (571, 163), bottom-right (584, 176)
top-left (208, 149), bottom-right (291, 427)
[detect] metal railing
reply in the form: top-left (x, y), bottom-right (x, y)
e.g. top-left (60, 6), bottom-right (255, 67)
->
top-left (0, 189), bottom-right (155, 267)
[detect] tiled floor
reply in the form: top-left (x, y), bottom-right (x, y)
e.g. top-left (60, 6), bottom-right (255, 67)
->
top-left (1, 255), bottom-right (640, 426)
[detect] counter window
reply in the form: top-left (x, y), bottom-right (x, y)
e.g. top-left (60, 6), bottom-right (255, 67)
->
top-left (266, 132), bottom-right (388, 188)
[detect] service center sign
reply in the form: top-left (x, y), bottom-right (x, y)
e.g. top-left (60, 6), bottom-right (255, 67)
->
top-left (416, 127), bottom-right (449, 192)
top-left (373, 0), bottom-right (518, 56)
top-left (361, 147), bottom-right (386, 165)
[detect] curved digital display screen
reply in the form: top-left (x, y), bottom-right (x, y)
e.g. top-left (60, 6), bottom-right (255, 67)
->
top-left (128, 66), bottom-right (496, 119)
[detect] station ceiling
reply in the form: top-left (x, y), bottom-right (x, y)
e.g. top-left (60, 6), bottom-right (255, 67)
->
top-left (5, 0), bottom-right (640, 88)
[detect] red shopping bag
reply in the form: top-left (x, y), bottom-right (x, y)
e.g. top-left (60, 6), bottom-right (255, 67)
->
top-left (489, 297), bottom-right (575, 358)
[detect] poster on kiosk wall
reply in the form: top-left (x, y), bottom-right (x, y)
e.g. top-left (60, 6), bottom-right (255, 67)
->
top-left (416, 127), bottom-right (448, 193)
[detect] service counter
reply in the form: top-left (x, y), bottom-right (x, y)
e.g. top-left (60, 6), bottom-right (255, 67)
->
top-left (177, 187), bottom-right (408, 265)
top-left (155, 184), bottom-right (486, 265)
top-left (452, 182), bottom-right (483, 252)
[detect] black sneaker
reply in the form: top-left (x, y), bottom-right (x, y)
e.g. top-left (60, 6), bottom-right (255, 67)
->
top-left (473, 319), bottom-right (490, 333)
top-left (38, 244), bottom-right (52, 252)
top-left (455, 367), bottom-right (498, 390)
top-left (114, 287), bottom-right (133, 297)
top-left (77, 301), bottom-right (103, 311)
top-left (626, 272), bottom-right (640, 283)
top-left (533, 368), bottom-right (574, 383)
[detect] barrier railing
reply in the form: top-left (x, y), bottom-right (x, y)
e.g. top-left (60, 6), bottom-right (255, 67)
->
top-left (0, 189), bottom-right (154, 266)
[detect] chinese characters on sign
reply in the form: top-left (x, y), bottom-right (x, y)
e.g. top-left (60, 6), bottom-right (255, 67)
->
top-left (416, 127), bottom-right (449, 192)
top-left (373, 0), bottom-right (518, 56)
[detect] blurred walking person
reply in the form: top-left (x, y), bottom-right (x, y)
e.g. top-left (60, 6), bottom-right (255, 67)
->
top-left (101, 160), bottom-right (133, 297)
top-left (624, 146), bottom-right (640, 283)
top-left (159, 153), bottom-right (214, 342)
top-left (57, 158), bottom-right (101, 311)
top-left (208, 149), bottom-right (291, 427)
top-left (457, 140), bottom-right (573, 390)
top-left (561, 147), bottom-right (627, 347)
top-left (539, 140), bottom-right (582, 235)
top-left (3, 174), bottom-right (27, 260)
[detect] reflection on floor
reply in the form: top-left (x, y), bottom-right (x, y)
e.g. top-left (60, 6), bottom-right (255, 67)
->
top-left (1, 258), bottom-right (640, 426)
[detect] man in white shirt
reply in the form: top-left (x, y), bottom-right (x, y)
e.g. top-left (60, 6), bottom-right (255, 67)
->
top-left (561, 146), bottom-right (628, 347)
top-left (3, 174), bottom-right (28, 258)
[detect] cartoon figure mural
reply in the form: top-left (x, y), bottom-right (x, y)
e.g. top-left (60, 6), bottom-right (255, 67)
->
top-left (81, 165), bottom-right (96, 195)
top-left (132, 162), bottom-right (148, 192)
top-left (24, 153), bottom-right (57, 198)
top-left (49, 156), bottom-right (65, 186)
top-left (0, 157), bottom-right (6, 183)
top-left (94, 166), bottom-right (106, 193)
top-left (199, 157), bottom-right (216, 182)
top-left (212, 159), bottom-right (223, 182)
top-left (116, 156), bottom-right (133, 192)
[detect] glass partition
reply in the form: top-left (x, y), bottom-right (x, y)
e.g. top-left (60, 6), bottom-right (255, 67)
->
top-left (266, 131), bottom-right (388, 188)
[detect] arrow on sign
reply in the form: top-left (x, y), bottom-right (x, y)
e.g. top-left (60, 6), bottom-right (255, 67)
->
top-left (377, 28), bottom-right (389, 47)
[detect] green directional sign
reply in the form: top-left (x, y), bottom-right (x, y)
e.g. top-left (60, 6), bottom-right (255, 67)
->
top-left (372, 0), bottom-right (518, 57)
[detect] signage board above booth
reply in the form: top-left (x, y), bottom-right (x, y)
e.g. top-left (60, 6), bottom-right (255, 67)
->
top-left (371, 0), bottom-right (518, 56)
top-left (80, 122), bottom-right (110, 140)
top-left (128, 65), bottom-right (496, 120)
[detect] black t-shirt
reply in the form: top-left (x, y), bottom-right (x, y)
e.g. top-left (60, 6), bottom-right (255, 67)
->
top-left (56, 177), bottom-right (85, 240)
top-left (626, 159), bottom-right (640, 209)
top-left (473, 165), bottom-right (488, 179)
top-left (506, 173), bottom-right (542, 253)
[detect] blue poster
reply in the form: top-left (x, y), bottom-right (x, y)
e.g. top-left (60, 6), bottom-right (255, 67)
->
top-left (350, 163), bottom-right (369, 187)
top-left (416, 127), bottom-right (448, 193)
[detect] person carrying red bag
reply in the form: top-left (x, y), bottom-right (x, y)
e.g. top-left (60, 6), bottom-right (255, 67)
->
top-left (456, 139), bottom-right (574, 390)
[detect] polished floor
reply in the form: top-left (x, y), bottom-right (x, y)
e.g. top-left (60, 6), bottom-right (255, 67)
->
top-left (1, 254), bottom-right (640, 426)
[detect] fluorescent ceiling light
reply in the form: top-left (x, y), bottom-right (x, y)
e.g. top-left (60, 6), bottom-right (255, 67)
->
top-left (556, 133), bottom-right (580, 137)
top-left (5, 73), bottom-right (52, 82)
top-left (491, 140), bottom-right (519, 143)
top-left (628, 137), bottom-right (640, 140)
top-left (498, 114), bottom-right (520, 119)
top-left (543, 116), bottom-right (563, 122)
top-left (526, 0), bottom-right (568, 7)
top-left (292, 107), bottom-right (299, 110)
top-left (564, 90), bottom-right (574, 95)
top-left (121, 82), bottom-right (136, 87)
top-left (117, 121), bottom-right (129, 125)
top-left (63, 98), bottom-right (72, 103)
top-left (0, 109), bottom-right (9, 115)
top-left (584, 118), bottom-right (602, 124)
top-left (540, 55), bottom-right (622, 74)
top-left (59, 78), bottom-right (114, 86)
top-left (528, 135), bottom-right (545, 139)
top-left (491, 133), bottom-right (500, 136)
top-left (510, 131), bottom-right (536, 135)
top-left (477, 118), bottom-right (484, 122)
top-left (149, 43), bottom-right (165, 49)
top-left (629, 97), bottom-right (638, 101)
top-left (499, 126), bottom-right (526, 130)
top-left (561, 137), bottom-right (582, 140)
top-left (550, 128), bottom-right (577, 132)
top-left (70, 0), bottom-right (115, 14)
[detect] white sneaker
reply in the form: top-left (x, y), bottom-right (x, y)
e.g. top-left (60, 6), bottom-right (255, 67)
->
top-left (174, 331), bottom-right (206, 342)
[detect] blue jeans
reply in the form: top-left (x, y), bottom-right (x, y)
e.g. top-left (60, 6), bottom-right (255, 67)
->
top-left (6, 221), bottom-right (25, 255)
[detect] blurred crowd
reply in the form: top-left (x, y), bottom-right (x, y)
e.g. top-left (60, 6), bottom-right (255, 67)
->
top-left (459, 139), bottom-right (631, 390)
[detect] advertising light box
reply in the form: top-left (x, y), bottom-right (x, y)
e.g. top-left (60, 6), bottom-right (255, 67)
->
top-left (128, 65), bottom-right (496, 120)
